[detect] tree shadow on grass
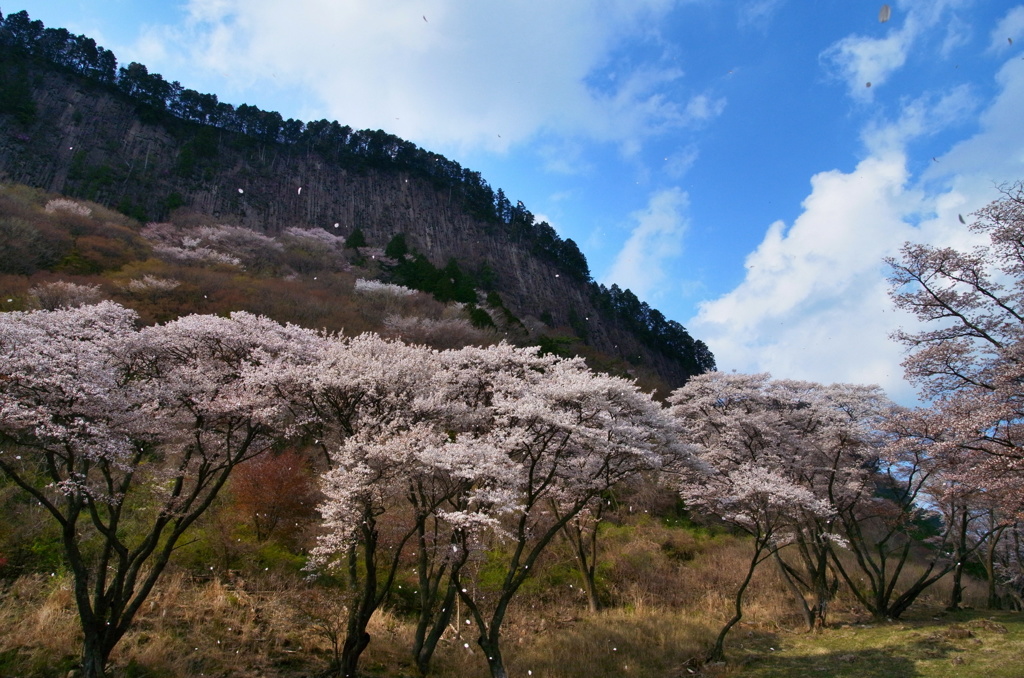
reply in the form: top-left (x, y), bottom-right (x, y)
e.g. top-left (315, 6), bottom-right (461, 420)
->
top-left (724, 626), bottom-right (978, 678)
top-left (708, 610), bottom-right (1020, 677)
top-left (734, 646), bottom-right (921, 677)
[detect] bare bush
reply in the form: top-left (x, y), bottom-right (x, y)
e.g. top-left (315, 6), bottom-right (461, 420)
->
top-left (383, 314), bottom-right (494, 349)
top-left (27, 280), bottom-right (104, 309)
top-left (0, 217), bottom-right (44, 274)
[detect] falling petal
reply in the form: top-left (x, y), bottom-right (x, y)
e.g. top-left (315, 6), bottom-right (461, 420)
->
top-left (238, 188), bottom-right (244, 194)
top-left (958, 214), bottom-right (966, 224)
top-left (298, 186), bottom-right (302, 194)
top-left (866, 81), bottom-right (872, 88)
top-left (878, 4), bottom-right (891, 22)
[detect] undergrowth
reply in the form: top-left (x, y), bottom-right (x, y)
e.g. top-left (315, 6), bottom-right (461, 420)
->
top-left (0, 511), bottom-right (1004, 678)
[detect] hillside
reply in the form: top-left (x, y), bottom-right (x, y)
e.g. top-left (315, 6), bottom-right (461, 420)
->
top-left (0, 9), bottom-right (714, 391)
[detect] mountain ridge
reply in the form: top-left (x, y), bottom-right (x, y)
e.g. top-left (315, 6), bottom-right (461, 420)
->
top-left (0, 8), bottom-right (714, 390)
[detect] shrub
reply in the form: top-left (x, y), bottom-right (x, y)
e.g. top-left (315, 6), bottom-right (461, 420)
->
top-left (27, 281), bottom-right (104, 309)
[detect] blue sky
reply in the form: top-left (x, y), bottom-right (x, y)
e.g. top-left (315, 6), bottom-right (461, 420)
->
top-left (8, 0), bottom-right (1024, 402)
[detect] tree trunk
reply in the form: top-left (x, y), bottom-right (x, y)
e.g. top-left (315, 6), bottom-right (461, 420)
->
top-left (947, 508), bottom-right (968, 611)
top-left (557, 501), bottom-right (603, 613)
top-left (983, 521), bottom-right (1006, 610)
top-left (478, 634), bottom-right (509, 678)
top-left (947, 562), bottom-right (965, 612)
top-left (414, 578), bottom-right (457, 675)
top-left (339, 627), bottom-right (371, 678)
top-left (582, 575), bottom-right (601, 614)
top-left (81, 628), bottom-right (114, 678)
top-left (811, 551), bottom-right (838, 630)
top-left (708, 541), bottom-right (766, 663)
top-left (772, 550), bottom-right (814, 632)
top-left (340, 532), bottom-right (377, 678)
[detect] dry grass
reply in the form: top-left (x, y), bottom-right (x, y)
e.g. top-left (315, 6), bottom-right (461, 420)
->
top-left (0, 514), bottom-right (1017, 678)
top-left (0, 575), bottom-right (81, 676)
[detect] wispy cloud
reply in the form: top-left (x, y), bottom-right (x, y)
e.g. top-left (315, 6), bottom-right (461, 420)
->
top-left (663, 145), bottom-right (700, 179)
top-left (605, 187), bottom-right (689, 302)
top-left (738, 0), bottom-right (786, 31)
top-left (820, 0), bottom-right (971, 100)
top-left (989, 5), bottom-right (1024, 52)
top-left (859, 85), bottom-right (977, 155)
top-left (684, 93), bottom-right (727, 123)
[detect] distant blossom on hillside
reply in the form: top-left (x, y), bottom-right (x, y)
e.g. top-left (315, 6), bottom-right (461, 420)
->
top-left (282, 226), bottom-right (345, 247)
top-left (124, 275), bottom-right (180, 293)
top-left (354, 278), bottom-right (417, 297)
top-left (43, 198), bottom-right (91, 217)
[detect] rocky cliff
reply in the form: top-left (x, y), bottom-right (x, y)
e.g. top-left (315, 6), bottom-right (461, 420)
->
top-left (0, 34), bottom-right (713, 390)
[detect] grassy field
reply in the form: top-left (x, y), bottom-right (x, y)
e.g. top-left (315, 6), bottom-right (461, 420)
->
top-left (2, 524), bottom-right (1021, 678)
top-left (722, 608), bottom-right (1024, 678)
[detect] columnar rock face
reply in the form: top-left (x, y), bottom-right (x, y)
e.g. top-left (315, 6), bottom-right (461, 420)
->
top-left (0, 66), bottom-right (710, 389)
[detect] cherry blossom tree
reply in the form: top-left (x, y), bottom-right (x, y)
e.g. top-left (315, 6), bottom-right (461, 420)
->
top-left (841, 406), bottom-right (1009, 619)
top-left (777, 382), bottom-right (895, 629)
top-left (291, 335), bottom-right (448, 678)
top-left (989, 519), bottom-right (1024, 609)
top-left (886, 180), bottom-right (1024, 516)
top-left (669, 373), bottom-right (839, 660)
top-left (408, 343), bottom-right (559, 676)
top-left (311, 425), bottom-right (472, 678)
top-left (444, 352), bottom-right (682, 678)
top-left (303, 341), bottom-right (567, 678)
top-left (298, 340), bottom-right (683, 678)
top-left (0, 302), bottom-right (317, 678)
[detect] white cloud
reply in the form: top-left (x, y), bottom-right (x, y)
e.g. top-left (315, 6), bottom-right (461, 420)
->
top-left (684, 93), bottom-right (727, 122)
top-left (605, 188), bottom-right (689, 302)
top-left (152, 0), bottom-right (693, 154)
top-left (820, 0), bottom-right (971, 100)
top-left (821, 26), bottom-right (911, 99)
top-left (690, 55), bottom-right (1024, 404)
top-left (989, 5), bottom-right (1024, 52)
top-left (690, 154), bottom-right (921, 400)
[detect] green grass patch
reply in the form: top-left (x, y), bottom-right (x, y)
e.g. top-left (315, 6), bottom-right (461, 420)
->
top-left (730, 608), bottom-right (1024, 678)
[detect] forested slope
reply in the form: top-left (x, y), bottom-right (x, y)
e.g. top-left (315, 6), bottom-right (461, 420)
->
top-left (0, 8), bottom-right (714, 390)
